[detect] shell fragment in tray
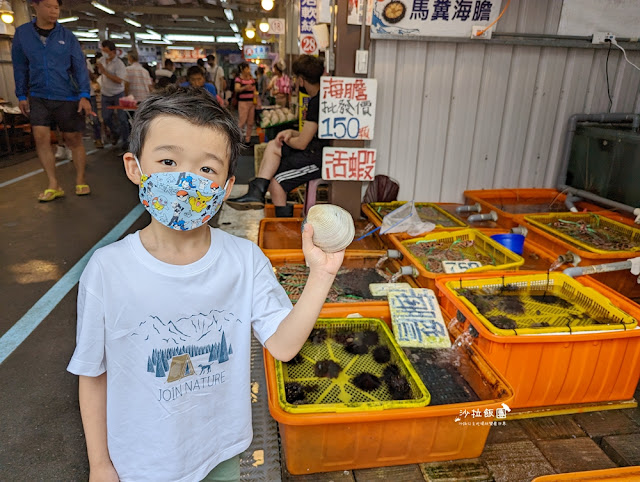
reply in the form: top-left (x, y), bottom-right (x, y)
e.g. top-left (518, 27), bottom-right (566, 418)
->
top-left (389, 288), bottom-right (451, 349)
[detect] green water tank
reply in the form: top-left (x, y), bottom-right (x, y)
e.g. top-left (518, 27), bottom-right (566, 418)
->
top-left (567, 124), bottom-right (640, 208)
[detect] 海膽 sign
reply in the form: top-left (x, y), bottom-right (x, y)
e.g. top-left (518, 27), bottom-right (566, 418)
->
top-left (318, 76), bottom-right (377, 140)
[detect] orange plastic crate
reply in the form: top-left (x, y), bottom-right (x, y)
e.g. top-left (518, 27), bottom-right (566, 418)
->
top-left (533, 466), bottom-right (640, 481)
top-left (267, 251), bottom-right (419, 309)
top-left (264, 321), bottom-right (514, 474)
top-left (516, 213), bottom-right (640, 299)
top-left (464, 188), bottom-right (626, 229)
top-left (258, 218), bottom-right (386, 255)
top-left (264, 203), bottom-right (304, 218)
top-left (435, 272), bottom-right (640, 409)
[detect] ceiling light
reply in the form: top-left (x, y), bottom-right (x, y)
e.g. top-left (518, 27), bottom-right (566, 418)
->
top-left (165, 34), bottom-right (216, 42)
top-left (230, 23), bottom-right (239, 33)
top-left (0, 0), bottom-right (14, 24)
top-left (73, 31), bottom-right (99, 38)
top-left (124, 18), bottom-right (142, 27)
top-left (58, 16), bottom-right (79, 24)
top-left (115, 43), bottom-right (131, 48)
top-left (167, 46), bottom-right (194, 50)
top-left (261, 0), bottom-right (274, 11)
top-left (142, 39), bottom-right (173, 45)
top-left (88, 28), bottom-right (100, 33)
top-left (216, 36), bottom-right (239, 43)
top-left (224, 9), bottom-right (234, 21)
top-left (259, 18), bottom-right (269, 33)
top-left (91, 1), bottom-right (116, 15)
top-left (245, 21), bottom-right (255, 39)
top-left (78, 38), bottom-right (100, 42)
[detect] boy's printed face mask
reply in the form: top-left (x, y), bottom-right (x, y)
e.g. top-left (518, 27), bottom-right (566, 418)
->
top-left (135, 156), bottom-right (229, 231)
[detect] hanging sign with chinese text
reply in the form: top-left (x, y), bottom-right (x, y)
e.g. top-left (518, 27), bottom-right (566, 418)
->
top-left (371, 0), bottom-right (503, 39)
top-left (322, 147), bottom-right (376, 181)
top-left (243, 45), bottom-right (270, 60)
top-left (300, 0), bottom-right (319, 55)
top-left (318, 76), bottom-right (377, 140)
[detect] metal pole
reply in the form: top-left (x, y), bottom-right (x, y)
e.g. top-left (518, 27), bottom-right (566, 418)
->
top-left (359, 0), bottom-right (367, 50)
top-left (328, 0), bottom-right (335, 73)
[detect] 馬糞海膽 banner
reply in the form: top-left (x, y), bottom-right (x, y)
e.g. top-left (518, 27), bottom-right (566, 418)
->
top-left (371, 0), bottom-right (503, 39)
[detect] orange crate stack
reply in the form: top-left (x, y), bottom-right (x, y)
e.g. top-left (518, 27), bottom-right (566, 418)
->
top-left (435, 272), bottom-right (640, 409)
top-left (258, 218), bottom-right (386, 256)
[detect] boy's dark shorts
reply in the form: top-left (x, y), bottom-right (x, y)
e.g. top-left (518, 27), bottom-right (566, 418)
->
top-left (273, 144), bottom-right (322, 193)
top-left (29, 97), bottom-right (86, 133)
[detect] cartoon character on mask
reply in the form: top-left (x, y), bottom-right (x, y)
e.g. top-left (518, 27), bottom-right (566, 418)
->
top-left (189, 191), bottom-right (214, 213)
top-left (135, 156), bottom-right (229, 231)
top-left (176, 172), bottom-right (197, 190)
top-left (152, 196), bottom-right (167, 211)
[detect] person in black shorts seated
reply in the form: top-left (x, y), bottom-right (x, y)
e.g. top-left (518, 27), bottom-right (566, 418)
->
top-left (226, 55), bottom-right (329, 217)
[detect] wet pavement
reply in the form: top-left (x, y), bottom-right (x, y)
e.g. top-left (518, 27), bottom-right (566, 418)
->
top-left (1, 143), bottom-right (639, 482)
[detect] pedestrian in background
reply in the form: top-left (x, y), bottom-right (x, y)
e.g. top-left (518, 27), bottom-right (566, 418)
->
top-left (98, 40), bottom-right (130, 150)
top-left (235, 62), bottom-right (257, 144)
top-left (125, 50), bottom-right (153, 102)
top-left (206, 54), bottom-right (226, 98)
top-left (267, 59), bottom-right (291, 107)
top-left (155, 58), bottom-right (177, 84)
top-left (11, 0), bottom-right (93, 201)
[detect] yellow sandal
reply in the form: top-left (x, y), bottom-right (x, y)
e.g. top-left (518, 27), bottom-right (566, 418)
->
top-left (75, 184), bottom-right (91, 196)
top-left (38, 188), bottom-right (65, 202)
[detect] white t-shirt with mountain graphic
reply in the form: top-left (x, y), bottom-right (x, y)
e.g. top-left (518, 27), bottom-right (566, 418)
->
top-left (67, 227), bottom-right (292, 482)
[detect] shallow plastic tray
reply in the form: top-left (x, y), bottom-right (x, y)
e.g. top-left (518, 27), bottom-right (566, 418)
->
top-left (362, 201), bottom-right (467, 229)
top-left (258, 217), bottom-right (386, 255)
top-left (523, 212), bottom-right (640, 255)
top-left (390, 228), bottom-right (524, 290)
top-left (440, 272), bottom-right (636, 335)
top-left (275, 318), bottom-right (430, 413)
top-left (267, 251), bottom-right (419, 307)
top-left (463, 188), bottom-right (614, 229)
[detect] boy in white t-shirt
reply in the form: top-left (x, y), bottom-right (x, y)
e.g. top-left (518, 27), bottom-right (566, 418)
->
top-left (67, 86), bottom-right (344, 482)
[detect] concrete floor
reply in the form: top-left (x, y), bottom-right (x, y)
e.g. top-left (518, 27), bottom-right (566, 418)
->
top-left (1, 143), bottom-right (639, 482)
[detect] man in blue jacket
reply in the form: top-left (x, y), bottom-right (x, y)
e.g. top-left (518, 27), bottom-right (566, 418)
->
top-left (11, 0), bottom-right (93, 202)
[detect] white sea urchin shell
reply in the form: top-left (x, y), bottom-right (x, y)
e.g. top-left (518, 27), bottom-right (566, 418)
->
top-left (306, 204), bottom-right (355, 253)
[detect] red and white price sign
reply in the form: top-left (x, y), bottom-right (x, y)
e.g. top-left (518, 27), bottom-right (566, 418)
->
top-left (322, 147), bottom-right (376, 181)
top-left (300, 34), bottom-right (318, 55)
top-left (268, 18), bottom-right (285, 35)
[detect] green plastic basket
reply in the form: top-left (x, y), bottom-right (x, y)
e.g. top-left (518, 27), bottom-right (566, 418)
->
top-left (275, 318), bottom-right (431, 413)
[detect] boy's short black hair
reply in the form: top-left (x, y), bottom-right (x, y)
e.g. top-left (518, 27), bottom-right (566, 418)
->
top-left (186, 65), bottom-right (205, 79)
top-left (129, 86), bottom-right (242, 180)
top-left (292, 55), bottom-right (325, 85)
top-left (164, 59), bottom-right (174, 68)
top-left (31, 0), bottom-right (61, 4)
top-left (101, 40), bottom-right (116, 52)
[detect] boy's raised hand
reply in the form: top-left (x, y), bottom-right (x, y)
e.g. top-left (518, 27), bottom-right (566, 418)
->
top-left (301, 223), bottom-right (345, 276)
